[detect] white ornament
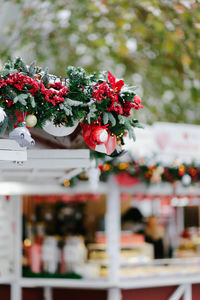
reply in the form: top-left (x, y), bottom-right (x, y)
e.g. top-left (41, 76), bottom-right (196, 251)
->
top-left (0, 107), bottom-right (6, 123)
top-left (182, 174), bottom-right (191, 186)
top-left (99, 129), bottom-right (108, 143)
top-left (43, 120), bottom-right (78, 137)
top-left (25, 114), bottom-right (37, 128)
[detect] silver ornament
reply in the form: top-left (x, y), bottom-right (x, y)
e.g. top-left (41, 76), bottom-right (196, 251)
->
top-left (9, 125), bottom-right (35, 147)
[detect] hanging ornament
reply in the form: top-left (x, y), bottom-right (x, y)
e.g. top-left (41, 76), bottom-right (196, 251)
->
top-left (81, 123), bottom-right (116, 155)
top-left (43, 120), bottom-right (78, 137)
top-left (25, 114), bottom-right (37, 128)
top-left (0, 107), bottom-right (6, 124)
top-left (91, 127), bottom-right (108, 144)
top-left (182, 174), bottom-right (191, 186)
top-left (9, 123), bottom-right (35, 147)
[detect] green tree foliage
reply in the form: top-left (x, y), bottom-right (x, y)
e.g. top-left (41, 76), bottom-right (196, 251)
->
top-left (1, 0), bottom-right (200, 124)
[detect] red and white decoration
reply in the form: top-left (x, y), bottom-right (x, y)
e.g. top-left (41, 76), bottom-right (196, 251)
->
top-left (81, 122), bottom-right (116, 155)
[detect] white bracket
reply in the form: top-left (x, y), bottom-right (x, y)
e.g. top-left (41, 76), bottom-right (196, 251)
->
top-left (169, 284), bottom-right (192, 300)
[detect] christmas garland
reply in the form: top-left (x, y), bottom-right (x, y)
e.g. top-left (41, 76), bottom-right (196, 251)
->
top-left (99, 160), bottom-right (200, 186)
top-left (0, 57), bottom-right (143, 153)
top-left (65, 159), bottom-right (200, 187)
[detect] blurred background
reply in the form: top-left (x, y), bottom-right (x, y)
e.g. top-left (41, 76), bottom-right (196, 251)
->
top-left (0, 0), bottom-right (200, 125)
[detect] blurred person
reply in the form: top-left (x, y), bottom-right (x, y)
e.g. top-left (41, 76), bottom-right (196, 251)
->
top-left (122, 207), bottom-right (145, 234)
top-left (145, 215), bottom-right (170, 259)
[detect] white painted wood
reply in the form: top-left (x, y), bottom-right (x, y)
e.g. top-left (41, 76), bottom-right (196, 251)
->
top-left (0, 139), bottom-right (27, 161)
top-left (106, 177), bottom-right (121, 300)
top-left (11, 282), bottom-right (22, 300)
top-left (20, 278), bottom-right (111, 289)
top-left (177, 207), bottom-right (184, 236)
top-left (1, 171), bottom-right (66, 178)
top-left (184, 284), bottom-right (192, 300)
top-left (0, 181), bottom-right (108, 195)
top-left (0, 150), bottom-right (27, 161)
top-left (108, 288), bottom-right (122, 300)
top-left (44, 287), bottom-right (52, 300)
top-left (28, 149), bottom-right (90, 159)
top-left (168, 285), bottom-right (185, 300)
top-left (106, 185), bottom-right (121, 300)
top-left (120, 275), bottom-right (199, 289)
top-left (0, 139), bottom-right (26, 151)
top-left (0, 276), bottom-right (13, 284)
top-left (11, 196), bottom-right (22, 300)
top-left (0, 158), bottom-right (90, 169)
top-left (58, 168), bottom-right (83, 183)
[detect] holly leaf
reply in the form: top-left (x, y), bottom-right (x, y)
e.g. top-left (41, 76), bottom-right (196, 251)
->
top-left (9, 69), bottom-right (18, 74)
top-left (14, 94), bottom-right (28, 105)
top-left (30, 95), bottom-right (36, 108)
top-left (121, 85), bottom-right (137, 92)
top-left (87, 104), bottom-right (97, 124)
top-left (41, 68), bottom-right (49, 86)
top-left (131, 119), bottom-right (144, 129)
top-left (19, 60), bottom-right (29, 73)
top-left (108, 113), bottom-right (116, 126)
top-left (118, 115), bottom-right (126, 124)
top-left (128, 126), bottom-right (136, 141)
top-left (103, 112), bottom-right (109, 124)
top-left (59, 103), bottom-right (73, 116)
top-left (29, 61), bottom-right (36, 77)
top-left (0, 70), bottom-right (10, 76)
top-left (67, 98), bottom-right (83, 106)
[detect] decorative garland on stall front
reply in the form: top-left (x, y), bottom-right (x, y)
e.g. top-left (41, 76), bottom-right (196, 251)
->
top-left (0, 57), bottom-right (143, 154)
top-left (65, 158), bottom-right (200, 187)
top-left (99, 160), bottom-right (200, 186)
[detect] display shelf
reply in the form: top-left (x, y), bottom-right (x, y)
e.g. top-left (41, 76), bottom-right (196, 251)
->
top-left (0, 276), bottom-right (14, 285)
top-left (19, 278), bottom-right (112, 289)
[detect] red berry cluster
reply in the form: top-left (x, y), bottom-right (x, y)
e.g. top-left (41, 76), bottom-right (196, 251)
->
top-left (0, 73), bottom-right (68, 107)
top-left (92, 71), bottom-right (143, 117)
top-left (41, 82), bottom-right (68, 106)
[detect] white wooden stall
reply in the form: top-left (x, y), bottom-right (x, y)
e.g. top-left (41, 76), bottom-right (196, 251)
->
top-left (0, 184), bottom-right (199, 300)
top-left (0, 139), bottom-right (198, 300)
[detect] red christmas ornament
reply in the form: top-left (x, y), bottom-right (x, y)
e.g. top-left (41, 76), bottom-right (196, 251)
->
top-left (14, 111), bottom-right (27, 128)
top-left (81, 122), bottom-right (116, 155)
top-left (91, 127), bottom-right (108, 144)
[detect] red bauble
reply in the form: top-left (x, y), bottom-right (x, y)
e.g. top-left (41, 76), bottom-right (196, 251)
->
top-left (91, 127), bottom-right (108, 144)
top-left (81, 123), bottom-right (116, 155)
